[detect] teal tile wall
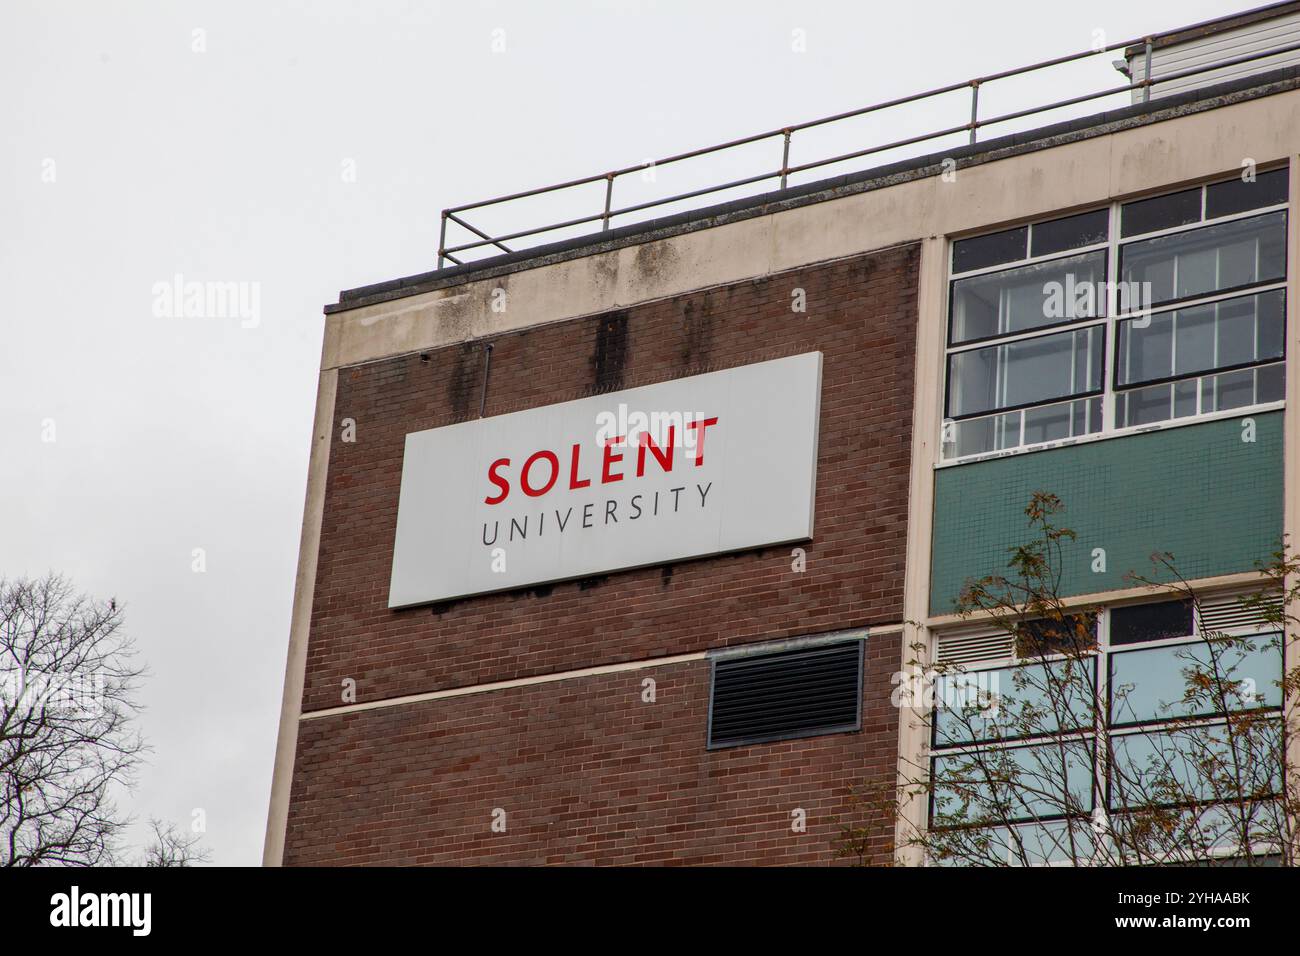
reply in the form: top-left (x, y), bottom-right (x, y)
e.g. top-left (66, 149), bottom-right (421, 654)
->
top-left (929, 412), bottom-right (1283, 615)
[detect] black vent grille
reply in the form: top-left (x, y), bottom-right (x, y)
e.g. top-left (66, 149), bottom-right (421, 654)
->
top-left (707, 641), bottom-right (863, 749)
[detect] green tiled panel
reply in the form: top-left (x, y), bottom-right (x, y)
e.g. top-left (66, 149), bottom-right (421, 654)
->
top-left (930, 413), bottom-right (1283, 615)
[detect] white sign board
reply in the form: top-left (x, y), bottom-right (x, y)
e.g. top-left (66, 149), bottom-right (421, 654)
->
top-left (388, 351), bottom-right (822, 608)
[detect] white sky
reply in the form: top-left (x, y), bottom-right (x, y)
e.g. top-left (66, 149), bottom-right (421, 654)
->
top-left (1, 0), bottom-right (1254, 865)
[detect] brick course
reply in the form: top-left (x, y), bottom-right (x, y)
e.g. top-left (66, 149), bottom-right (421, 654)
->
top-left (284, 631), bottom-right (900, 865)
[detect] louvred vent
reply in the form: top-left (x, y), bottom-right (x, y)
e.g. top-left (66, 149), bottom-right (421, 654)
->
top-left (1197, 592), bottom-right (1283, 634)
top-left (936, 629), bottom-right (1014, 667)
top-left (708, 641), bottom-right (862, 749)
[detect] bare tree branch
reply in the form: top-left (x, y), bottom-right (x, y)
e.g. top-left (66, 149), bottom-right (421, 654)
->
top-left (844, 492), bottom-right (1300, 867)
top-left (0, 574), bottom-right (146, 867)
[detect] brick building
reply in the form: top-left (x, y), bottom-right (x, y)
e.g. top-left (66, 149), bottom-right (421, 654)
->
top-left (266, 3), bottom-right (1300, 865)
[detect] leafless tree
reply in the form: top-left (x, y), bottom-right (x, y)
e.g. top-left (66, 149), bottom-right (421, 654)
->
top-left (138, 817), bottom-right (212, 867)
top-left (0, 574), bottom-right (146, 866)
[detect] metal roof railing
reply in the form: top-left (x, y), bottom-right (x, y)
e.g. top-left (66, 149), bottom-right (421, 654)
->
top-left (437, 13), bottom-right (1300, 269)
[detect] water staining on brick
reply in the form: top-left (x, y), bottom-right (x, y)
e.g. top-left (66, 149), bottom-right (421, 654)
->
top-left (447, 341), bottom-right (479, 420)
top-left (593, 310), bottom-right (629, 392)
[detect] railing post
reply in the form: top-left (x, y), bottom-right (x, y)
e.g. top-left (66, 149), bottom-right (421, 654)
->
top-left (602, 174), bottom-right (615, 231)
top-left (969, 80), bottom-right (980, 145)
top-left (1142, 37), bottom-right (1153, 103)
top-left (780, 129), bottom-right (792, 189)
top-left (438, 210), bottom-right (448, 269)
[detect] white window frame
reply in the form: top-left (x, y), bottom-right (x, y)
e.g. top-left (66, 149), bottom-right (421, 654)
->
top-left (939, 172), bottom-right (1290, 466)
top-left (925, 595), bottom-right (1284, 865)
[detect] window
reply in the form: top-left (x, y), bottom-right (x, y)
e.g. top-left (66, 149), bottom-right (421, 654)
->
top-left (932, 738), bottom-right (1095, 825)
top-left (1109, 599), bottom-right (1192, 645)
top-left (706, 639), bottom-right (862, 749)
top-left (1109, 639), bottom-right (1281, 727)
top-left (943, 168), bottom-right (1288, 461)
top-left (1015, 613), bottom-right (1097, 656)
top-left (1120, 212), bottom-right (1285, 306)
top-left (950, 251), bottom-right (1106, 344)
top-left (933, 657), bottom-right (1095, 746)
top-left (927, 598), bottom-right (1283, 864)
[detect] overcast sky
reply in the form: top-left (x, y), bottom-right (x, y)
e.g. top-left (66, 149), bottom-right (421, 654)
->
top-left (1, 0), bottom-right (1252, 865)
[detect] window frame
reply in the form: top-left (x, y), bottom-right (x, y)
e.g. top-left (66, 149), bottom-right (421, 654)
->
top-left (940, 168), bottom-right (1290, 465)
top-left (1116, 209), bottom-right (1288, 314)
top-left (947, 246), bottom-right (1110, 349)
top-left (1111, 286), bottom-right (1288, 393)
top-left (943, 324), bottom-right (1107, 422)
top-left (1106, 631), bottom-right (1283, 730)
top-left (930, 655), bottom-right (1098, 749)
top-left (928, 735), bottom-right (1098, 828)
top-left (926, 596), bottom-right (1285, 855)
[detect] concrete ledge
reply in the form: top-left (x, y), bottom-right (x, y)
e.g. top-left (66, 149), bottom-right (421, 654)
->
top-left (319, 76), bottom-right (1300, 371)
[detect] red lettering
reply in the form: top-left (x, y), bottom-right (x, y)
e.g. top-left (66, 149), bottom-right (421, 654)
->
top-left (487, 417), bottom-right (714, 504)
top-left (602, 436), bottom-right (626, 484)
top-left (484, 457), bottom-right (511, 505)
top-left (636, 426), bottom-right (675, 477)
top-left (521, 450), bottom-right (559, 497)
top-left (686, 416), bottom-right (719, 466)
top-left (568, 443), bottom-right (591, 490)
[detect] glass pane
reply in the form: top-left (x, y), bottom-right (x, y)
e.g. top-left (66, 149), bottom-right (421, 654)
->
top-left (934, 658), bottom-right (1096, 746)
top-left (932, 739), bottom-right (1095, 825)
top-left (1109, 721), bottom-right (1282, 810)
top-left (950, 251), bottom-right (1106, 344)
top-left (1115, 289), bottom-right (1286, 387)
top-left (1017, 614), bottom-right (1098, 657)
top-left (1175, 304), bottom-right (1216, 374)
top-left (994, 412), bottom-right (1019, 448)
top-left (1217, 297), bottom-right (1256, 367)
top-left (945, 415), bottom-right (992, 458)
top-left (947, 326), bottom-right (1104, 418)
top-left (1116, 382), bottom-right (1172, 427)
top-left (1109, 633), bottom-right (1282, 725)
top-left (1120, 212), bottom-right (1286, 307)
top-left (1007, 820), bottom-right (1096, 866)
top-left (953, 226), bottom-right (1028, 274)
top-left (1214, 368), bottom-right (1256, 411)
top-left (1088, 395), bottom-right (1103, 429)
top-left (1259, 292), bottom-right (1286, 358)
top-left (1205, 168), bottom-right (1288, 219)
top-left (1173, 379), bottom-right (1198, 417)
top-left (1032, 209), bottom-right (1110, 257)
top-left (1121, 187), bottom-right (1201, 237)
top-left (1070, 399), bottom-right (1088, 435)
top-left (1110, 600), bottom-right (1193, 646)
top-left (1258, 362), bottom-right (1285, 403)
top-left (1023, 402), bottom-right (1071, 444)
top-left (1116, 312), bottom-right (1173, 386)
top-left (932, 820), bottom-right (1095, 866)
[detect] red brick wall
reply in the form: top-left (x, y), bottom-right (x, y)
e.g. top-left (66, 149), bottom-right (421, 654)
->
top-left (284, 241), bottom-right (920, 865)
top-left (285, 632), bottom-right (900, 865)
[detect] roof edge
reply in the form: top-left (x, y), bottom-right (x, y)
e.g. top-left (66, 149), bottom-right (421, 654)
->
top-left (327, 65), bottom-right (1300, 315)
top-left (1123, 0), bottom-right (1300, 57)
